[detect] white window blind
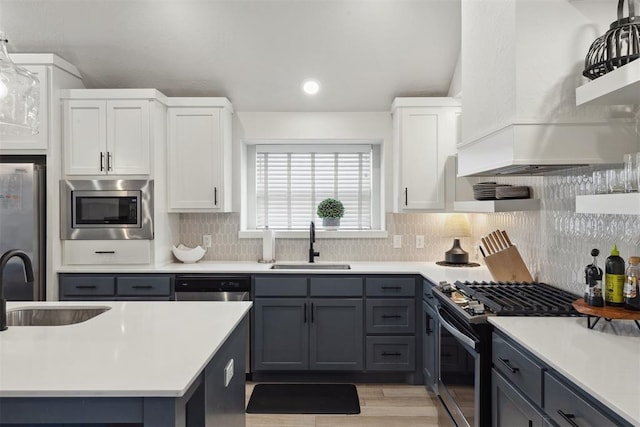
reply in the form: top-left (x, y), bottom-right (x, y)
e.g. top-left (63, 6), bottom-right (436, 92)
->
top-left (256, 145), bottom-right (372, 230)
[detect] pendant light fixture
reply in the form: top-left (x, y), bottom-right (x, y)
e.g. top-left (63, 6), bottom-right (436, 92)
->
top-left (0, 32), bottom-right (40, 135)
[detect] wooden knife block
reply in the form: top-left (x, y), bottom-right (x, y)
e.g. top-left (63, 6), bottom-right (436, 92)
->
top-left (484, 245), bottom-right (533, 282)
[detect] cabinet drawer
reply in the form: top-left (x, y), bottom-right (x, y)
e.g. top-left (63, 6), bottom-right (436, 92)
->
top-left (60, 276), bottom-right (116, 297)
top-left (366, 277), bottom-right (415, 297)
top-left (366, 336), bottom-right (415, 371)
top-left (493, 334), bottom-right (543, 407)
top-left (254, 276), bottom-right (307, 296)
top-left (118, 276), bottom-right (171, 296)
top-left (366, 299), bottom-right (415, 334)
top-left (310, 277), bottom-right (363, 297)
top-left (544, 372), bottom-right (619, 427)
top-left (492, 369), bottom-right (546, 427)
top-left (62, 240), bottom-right (151, 265)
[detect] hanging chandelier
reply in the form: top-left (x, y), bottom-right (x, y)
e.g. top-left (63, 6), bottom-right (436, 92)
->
top-left (0, 32), bottom-right (40, 135)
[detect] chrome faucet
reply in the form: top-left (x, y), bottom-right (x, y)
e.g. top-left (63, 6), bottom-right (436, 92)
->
top-left (0, 250), bottom-right (34, 331)
top-left (308, 221), bottom-right (320, 263)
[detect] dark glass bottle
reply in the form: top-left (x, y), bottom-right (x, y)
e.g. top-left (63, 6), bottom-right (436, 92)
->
top-left (585, 249), bottom-right (603, 307)
top-left (605, 245), bottom-right (625, 307)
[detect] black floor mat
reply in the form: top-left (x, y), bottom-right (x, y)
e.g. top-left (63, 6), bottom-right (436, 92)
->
top-left (246, 383), bottom-right (360, 414)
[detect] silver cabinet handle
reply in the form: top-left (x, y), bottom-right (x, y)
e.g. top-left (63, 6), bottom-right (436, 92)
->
top-left (214, 187), bottom-right (218, 206)
top-left (107, 152), bottom-right (113, 171)
top-left (100, 152), bottom-right (105, 171)
top-left (404, 187), bottom-right (408, 206)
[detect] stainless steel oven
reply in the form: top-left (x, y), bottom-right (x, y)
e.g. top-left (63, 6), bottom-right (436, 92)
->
top-left (61, 179), bottom-right (153, 240)
top-left (436, 301), bottom-right (492, 427)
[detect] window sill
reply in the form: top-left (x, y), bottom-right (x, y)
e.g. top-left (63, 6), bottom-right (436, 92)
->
top-left (238, 230), bottom-right (389, 239)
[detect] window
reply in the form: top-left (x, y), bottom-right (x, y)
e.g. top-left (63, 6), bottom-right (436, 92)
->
top-left (247, 143), bottom-right (381, 231)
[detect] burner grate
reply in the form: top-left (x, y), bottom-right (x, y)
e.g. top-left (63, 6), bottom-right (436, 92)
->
top-left (454, 281), bottom-right (578, 316)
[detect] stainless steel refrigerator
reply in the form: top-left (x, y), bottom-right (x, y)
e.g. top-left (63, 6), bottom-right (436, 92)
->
top-left (0, 156), bottom-right (46, 300)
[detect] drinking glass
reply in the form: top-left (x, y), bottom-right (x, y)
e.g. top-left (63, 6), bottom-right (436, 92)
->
top-left (592, 170), bottom-right (607, 194)
top-left (623, 153), bottom-right (638, 192)
top-left (607, 169), bottom-right (625, 193)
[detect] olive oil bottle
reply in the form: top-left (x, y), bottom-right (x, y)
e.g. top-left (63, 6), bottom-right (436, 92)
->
top-left (605, 245), bottom-right (625, 307)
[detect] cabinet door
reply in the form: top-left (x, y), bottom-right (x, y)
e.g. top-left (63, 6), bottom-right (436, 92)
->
top-left (492, 369), bottom-right (545, 427)
top-left (168, 107), bottom-right (226, 211)
top-left (64, 99), bottom-right (107, 175)
top-left (253, 298), bottom-right (309, 371)
top-left (309, 299), bottom-right (363, 371)
top-left (398, 107), bottom-right (442, 210)
top-left (423, 300), bottom-right (437, 391)
top-left (0, 65), bottom-right (49, 150)
top-left (106, 100), bottom-right (150, 175)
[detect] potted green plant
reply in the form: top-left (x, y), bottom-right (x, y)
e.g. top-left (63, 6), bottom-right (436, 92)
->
top-left (316, 198), bottom-right (344, 229)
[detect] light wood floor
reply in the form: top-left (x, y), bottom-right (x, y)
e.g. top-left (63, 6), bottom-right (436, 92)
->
top-left (245, 382), bottom-right (447, 427)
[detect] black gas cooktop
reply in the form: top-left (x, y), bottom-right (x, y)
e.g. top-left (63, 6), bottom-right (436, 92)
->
top-left (454, 280), bottom-right (579, 316)
top-left (434, 281), bottom-right (580, 323)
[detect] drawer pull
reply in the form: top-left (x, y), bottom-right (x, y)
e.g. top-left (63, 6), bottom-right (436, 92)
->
top-left (382, 314), bottom-right (402, 319)
top-left (75, 285), bottom-right (97, 289)
top-left (381, 286), bottom-right (402, 290)
top-left (381, 352), bottom-right (402, 356)
top-left (498, 357), bottom-right (519, 373)
top-left (303, 303), bottom-right (307, 323)
top-left (557, 410), bottom-right (580, 427)
top-left (94, 251), bottom-right (116, 254)
top-left (132, 285), bottom-right (153, 289)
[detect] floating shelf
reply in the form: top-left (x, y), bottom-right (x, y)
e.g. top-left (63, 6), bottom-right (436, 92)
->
top-left (575, 193), bottom-right (640, 215)
top-left (576, 60), bottom-right (640, 106)
top-left (453, 199), bottom-right (540, 213)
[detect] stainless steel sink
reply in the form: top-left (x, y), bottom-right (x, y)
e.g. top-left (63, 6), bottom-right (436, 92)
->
top-left (6, 307), bottom-right (111, 326)
top-left (270, 263), bottom-right (351, 270)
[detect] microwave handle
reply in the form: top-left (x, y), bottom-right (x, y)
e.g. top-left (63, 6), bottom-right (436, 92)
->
top-left (437, 307), bottom-right (477, 350)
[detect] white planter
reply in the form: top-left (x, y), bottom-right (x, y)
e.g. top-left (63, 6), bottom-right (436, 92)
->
top-left (322, 217), bottom-right (340, 230)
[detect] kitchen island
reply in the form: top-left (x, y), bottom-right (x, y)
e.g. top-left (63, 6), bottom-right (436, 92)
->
top-left (0, 300), bottom-right (252, 426)
top-left (490, 316), bottom-right (640, 426)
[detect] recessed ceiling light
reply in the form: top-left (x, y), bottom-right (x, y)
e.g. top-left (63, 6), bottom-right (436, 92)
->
top-left (302, 79), bottom-right (320, 95)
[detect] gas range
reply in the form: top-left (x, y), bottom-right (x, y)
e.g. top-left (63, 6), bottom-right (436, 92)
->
top-left (433, 280), bottom-right (579, 324)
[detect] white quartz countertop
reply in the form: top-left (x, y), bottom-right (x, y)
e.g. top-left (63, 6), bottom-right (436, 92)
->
top-left (489, 317), bottom-right (640, 426)
top-left (0, 301), bottom-right (252, 398)
top-left (58, 261), bottom-right (493, 284)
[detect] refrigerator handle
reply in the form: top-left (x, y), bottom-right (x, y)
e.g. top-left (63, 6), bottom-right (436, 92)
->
top-left (34, 165), bottom-right (46, 301)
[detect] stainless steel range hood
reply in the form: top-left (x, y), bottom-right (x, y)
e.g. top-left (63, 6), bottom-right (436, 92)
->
top-left (456, 122), bottom-right (639, 177)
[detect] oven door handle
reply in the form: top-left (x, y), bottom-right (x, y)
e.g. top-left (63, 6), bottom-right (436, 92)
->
top-left (437, 307), bottom-right (478, 351)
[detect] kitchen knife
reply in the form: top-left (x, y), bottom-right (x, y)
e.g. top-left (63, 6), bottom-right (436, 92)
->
top-left (488, 233), bottom-right (501, 252)
top-left (494, 230), bottom-right (508, 249)
top-left (482, 236), bottom-right (495, 254)
top-left (501, 230), bottom-right (513, 247)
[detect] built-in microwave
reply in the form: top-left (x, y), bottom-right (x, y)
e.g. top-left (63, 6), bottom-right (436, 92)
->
top-left (60, 180), bottom-right (154, 240)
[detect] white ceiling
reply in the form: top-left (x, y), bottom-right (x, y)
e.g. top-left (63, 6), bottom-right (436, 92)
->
top-left (0, 0), bottom-right (461, 112)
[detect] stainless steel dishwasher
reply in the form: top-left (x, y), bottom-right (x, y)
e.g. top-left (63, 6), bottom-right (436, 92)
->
top-left (174, 275), bottom-right (252, 375)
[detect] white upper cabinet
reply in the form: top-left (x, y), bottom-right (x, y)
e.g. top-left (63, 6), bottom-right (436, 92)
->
top-left (167, 98), bottom-right (233, 212)
top-left (63, 98), bottom-right (150, 175)
top-left (391, 98), bottom-right (460, 212)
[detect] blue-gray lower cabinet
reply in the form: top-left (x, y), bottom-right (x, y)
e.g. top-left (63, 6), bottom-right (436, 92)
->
top-left (493, 331), bottom-right (632, 427)
top-left (492, 369), bottom-right (546, 427)
top-left (422, 299), bottom-right (437, 390)
top-left (59, 274), bottom-right (174, 301)
top-left (253, 298), bottom-right (309, 370)
top-left (252, 297), bottom-right (363, 371)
